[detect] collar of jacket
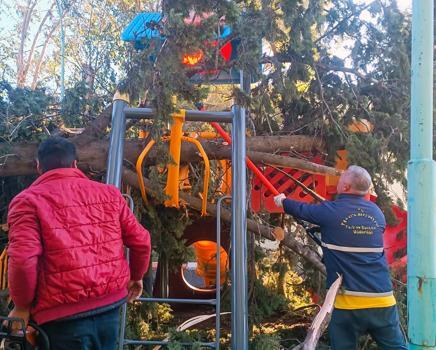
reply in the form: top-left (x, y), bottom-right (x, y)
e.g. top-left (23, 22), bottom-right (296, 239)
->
top-left (335, 193), bottom-right (366, 200)
top-left (32, 168), bottom-right (88, 187)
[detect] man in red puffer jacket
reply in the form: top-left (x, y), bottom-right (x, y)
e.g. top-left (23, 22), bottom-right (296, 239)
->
top-left (7, 137), bottom-right (151, 350)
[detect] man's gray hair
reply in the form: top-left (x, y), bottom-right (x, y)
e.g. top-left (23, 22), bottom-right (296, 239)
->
top-left (347, 165), bottom-right (372, 193)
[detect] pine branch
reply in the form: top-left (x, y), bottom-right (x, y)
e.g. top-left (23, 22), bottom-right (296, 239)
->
top-left (314, 2), bottom-right (374, 44)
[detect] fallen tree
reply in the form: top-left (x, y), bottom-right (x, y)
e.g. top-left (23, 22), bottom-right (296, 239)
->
top-left (0, 104), bottom-right (333, 177)
top-left (0, 135), bottom-right (335, 177)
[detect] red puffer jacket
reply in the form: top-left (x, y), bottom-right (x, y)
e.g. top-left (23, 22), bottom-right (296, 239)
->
top-left (7, 168), bottom-right (151, 325)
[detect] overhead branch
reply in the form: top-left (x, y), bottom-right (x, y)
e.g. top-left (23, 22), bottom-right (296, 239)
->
top-left (313, 65), bottom-right (346, 139)
top-left (315, 63), bottom-right (380, 85)
top-left (260, 56), bottom-right (381, 85)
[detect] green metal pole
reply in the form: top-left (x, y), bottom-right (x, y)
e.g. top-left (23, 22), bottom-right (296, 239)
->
top-left (407, 1), bottom-right (436, 349)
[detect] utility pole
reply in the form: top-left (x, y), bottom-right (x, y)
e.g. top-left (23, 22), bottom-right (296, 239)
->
top-left (55, 0), bottom-right (65, 101)
top-left (407, 1), bottom-right (436, 349)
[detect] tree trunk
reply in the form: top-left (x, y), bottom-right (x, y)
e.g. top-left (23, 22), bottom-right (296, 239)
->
top-left (0, 135), bottom-right (335, 178)
top-left (242, 135), bottom-right (325, 154)
top-left (0, 105), bottom-right (329, 177)
top-left (17, 0), bottom-right (38, 87)
top-left (74, 104), bottom-right (113, 145)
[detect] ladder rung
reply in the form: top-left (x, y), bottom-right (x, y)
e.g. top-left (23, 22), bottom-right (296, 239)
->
top-left (123, 339), bottom-right (216, 347)
top-left (137, 297), bottom-right (217, 305)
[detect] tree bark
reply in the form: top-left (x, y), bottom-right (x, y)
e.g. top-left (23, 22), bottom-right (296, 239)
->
top-left (247, 151), bottom-right (340, 176)
top-left (0, 105), bottom-right (328, 177)
top-left (243, 135), bottom-right (325, 154)
top-left (122, 168), bottom-right (326, 274)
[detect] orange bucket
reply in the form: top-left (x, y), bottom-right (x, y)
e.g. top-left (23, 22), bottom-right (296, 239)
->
top-left (192, 240), bottom-right (227, 287)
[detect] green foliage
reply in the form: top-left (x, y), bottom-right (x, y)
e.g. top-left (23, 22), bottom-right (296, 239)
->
top-left (140, 204), bottom-right (192, 269)
top-left (250, 247), bottom-right (313, 324)
top-left (0, 81), bottom-right (56, 142)
top-left (251, 279), bottom-right (290, 323)
top-left (65, 0), bottom-right (128, 91)
top-left (167, 329), bottom-right (203, 350)
top-left (120, 0), bottom-right (412, 212)
top-left (125, 301), bottom-right (175, 341)
top-left (0, 82), bottom-right (54, 227)
top-left (120, 0), bottom-right (239, 132)
top-left (393, 279), bottom-right (408, 341)
top-left (61, 81), bottom-right (111, 128)
top-left (249, 333), bottom-right (281, 350)
top-left (0, 82), bottom-right (52, 117)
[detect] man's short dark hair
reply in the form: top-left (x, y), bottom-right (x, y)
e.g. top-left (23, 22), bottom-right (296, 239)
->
top-left (37, 137), bottom-right (77, 173)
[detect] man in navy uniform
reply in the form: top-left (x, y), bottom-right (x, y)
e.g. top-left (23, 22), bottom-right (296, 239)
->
top-left (274, 165), bottom-right (406, 350)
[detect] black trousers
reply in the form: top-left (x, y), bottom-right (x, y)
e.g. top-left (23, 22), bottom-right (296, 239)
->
top-left (40, 307), bottom-right (120, 350)
top-left (329, 306), bottom-right (407, 350)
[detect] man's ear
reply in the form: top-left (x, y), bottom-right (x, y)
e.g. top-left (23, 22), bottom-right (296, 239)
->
top-left (36, 160), bottom-right (43, 175)
top-left (72, 160), bottom-right (78, 168)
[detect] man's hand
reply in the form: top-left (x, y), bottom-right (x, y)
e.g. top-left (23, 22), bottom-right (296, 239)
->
top-left (3, 306), bottom-right (30, 333)
top-left (273, 193), bottom-right (286, 208)
top-left (127, 280), bottom-right (143, 303)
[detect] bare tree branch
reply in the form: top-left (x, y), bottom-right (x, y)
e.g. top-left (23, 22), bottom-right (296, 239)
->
top-left (22, 1), bottom-right (56, 81)
top-left (313, 65), bottom-right (346, 138)
top-left (30, 19), bottom-right (61, 89)
top-left (17, 0), bottom-right (38, 87)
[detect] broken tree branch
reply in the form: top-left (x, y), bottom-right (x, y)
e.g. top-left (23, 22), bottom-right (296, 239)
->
top-left (247, 151), bottom-right (341, 176)
top-left (293, 275), bottom-right (342, 350)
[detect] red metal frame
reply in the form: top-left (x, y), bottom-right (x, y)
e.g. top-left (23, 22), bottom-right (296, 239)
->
top-left (251, 154), bottom-right (326, 213)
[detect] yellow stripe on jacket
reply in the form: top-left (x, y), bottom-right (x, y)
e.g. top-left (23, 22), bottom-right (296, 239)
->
top-left (335, 294), bottom-right (397, 309)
